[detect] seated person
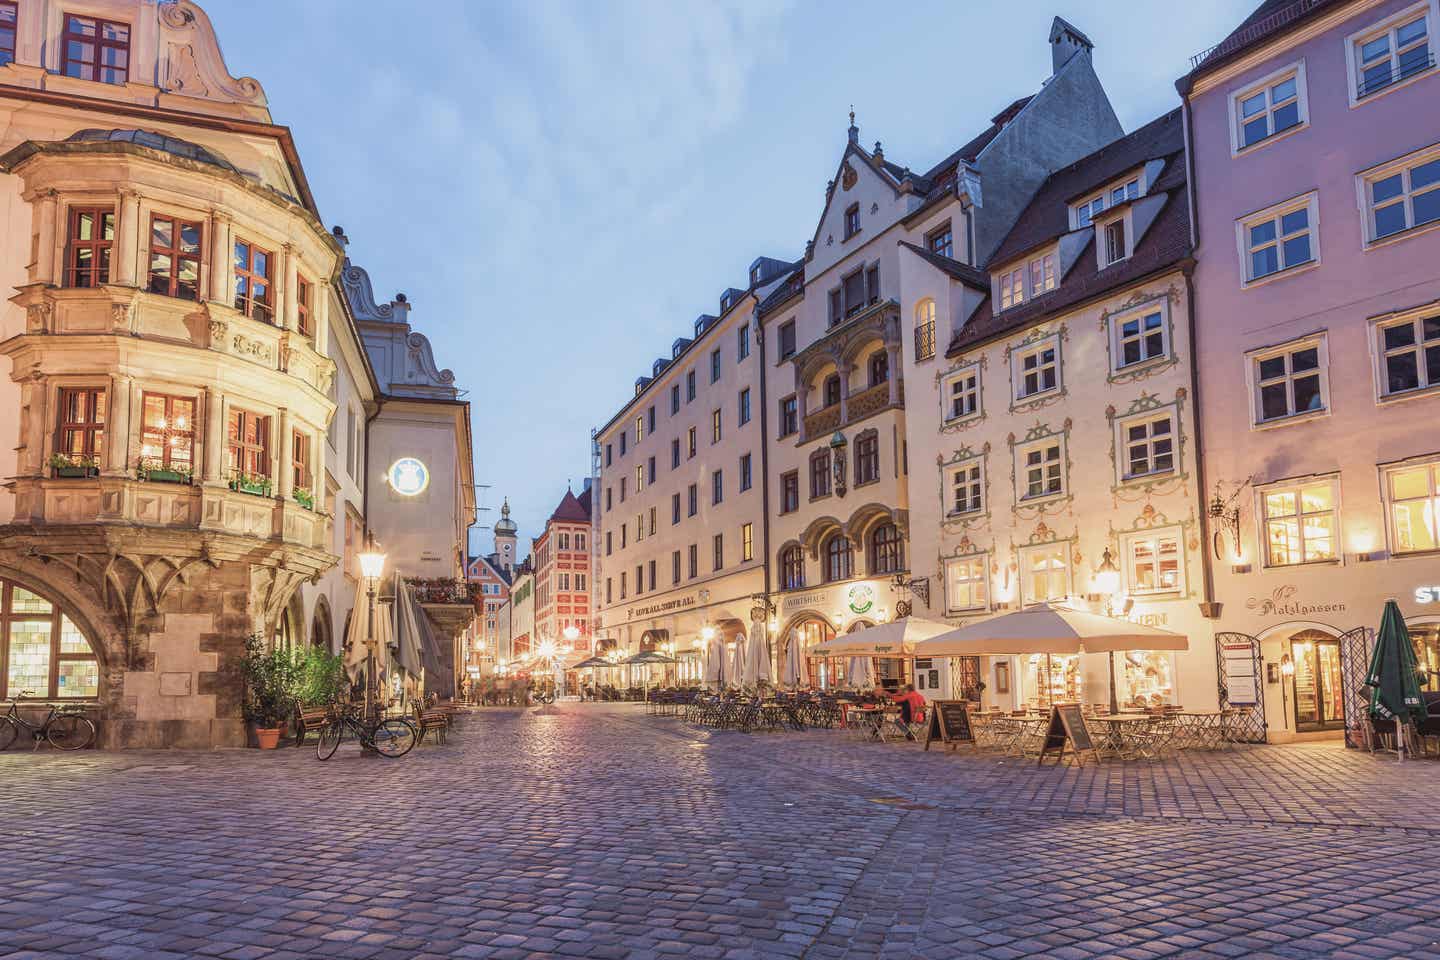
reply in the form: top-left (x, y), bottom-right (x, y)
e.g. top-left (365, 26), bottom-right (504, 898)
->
top-left (890, 684), bottom-right (926, 726)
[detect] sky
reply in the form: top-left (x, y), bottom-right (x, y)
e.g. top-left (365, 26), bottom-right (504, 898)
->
top-left (204, 0), bottom-right (1257, 556)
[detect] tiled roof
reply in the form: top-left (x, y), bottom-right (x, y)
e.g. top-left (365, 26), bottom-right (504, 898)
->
top-left (1181, 0), bottom-right (1342, 86)
top-left (898, 242), bottom-right (990, 290)
top-left (550, 488), bottom-right (591, 524)
top-left (757, 265), bottom-right (804, 317)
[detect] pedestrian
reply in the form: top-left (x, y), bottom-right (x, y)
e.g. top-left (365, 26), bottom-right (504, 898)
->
top-left (891, 683), bottom-right (926, 736)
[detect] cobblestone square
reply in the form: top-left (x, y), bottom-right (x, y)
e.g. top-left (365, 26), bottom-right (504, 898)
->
top-left (3, 704), bottom-right (1440, 959)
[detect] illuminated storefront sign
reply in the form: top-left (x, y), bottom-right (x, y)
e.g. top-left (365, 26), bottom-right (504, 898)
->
top-left (1417, 585), bottom-right (1440, 604)
top-left (387, 457), bottom-right (430, 496)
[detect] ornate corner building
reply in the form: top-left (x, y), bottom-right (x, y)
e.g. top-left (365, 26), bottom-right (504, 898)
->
top-left (0, 0), bottom-right (345, 747)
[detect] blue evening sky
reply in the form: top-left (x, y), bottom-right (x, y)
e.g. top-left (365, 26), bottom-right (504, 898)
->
top-left (205, 0), bottom-right (1255, 554)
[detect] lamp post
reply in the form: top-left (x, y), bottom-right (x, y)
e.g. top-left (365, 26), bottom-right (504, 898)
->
top-left (358, 536), bottom-right (387, 720)
top-left (1093, 547), bottom-right (1125, 714)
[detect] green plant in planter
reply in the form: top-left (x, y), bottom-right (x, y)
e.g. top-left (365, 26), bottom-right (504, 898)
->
top-left (294, 486), bottom-right (315, 510)
top-left (136, 457), bottom-right (193, 485)
top-left (48, 452), bottom-right (98, 478)
top-left (229, 471), bottom-right (272, 497)
top-left (291, 645), bottom-right (347, 706)
top-left (240, 634), bottom-right (298, 730)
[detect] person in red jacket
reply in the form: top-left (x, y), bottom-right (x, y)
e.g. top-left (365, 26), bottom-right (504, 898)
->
top-left (891, 683), bottom-right (926, 737)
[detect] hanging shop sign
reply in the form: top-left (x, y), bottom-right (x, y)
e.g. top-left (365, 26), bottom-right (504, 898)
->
top-left (780, 579), bottom-right (893, 616)
top-left (387, 457), bottom-right (430, 496)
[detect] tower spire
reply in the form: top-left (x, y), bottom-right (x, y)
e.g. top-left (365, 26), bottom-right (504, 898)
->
top-left (847, 105), bottom-right (859, 145)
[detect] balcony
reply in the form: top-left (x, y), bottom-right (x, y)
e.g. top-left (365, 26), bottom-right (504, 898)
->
top-left (801, 380), bottom-right (905, 442)
top-left (407, 577), bottom-right (477, 639)
top-left (803, 404), bottom-right (842, 437)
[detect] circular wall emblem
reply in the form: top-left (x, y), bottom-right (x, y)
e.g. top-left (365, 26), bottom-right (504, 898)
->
top-left (847, 583), bottom-right (875, 616)
top-left (388, 457), bottom-right (430, 496)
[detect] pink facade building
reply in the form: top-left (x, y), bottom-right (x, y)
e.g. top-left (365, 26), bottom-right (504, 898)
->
top-left (1181, 0), bottom-right (1440, 742)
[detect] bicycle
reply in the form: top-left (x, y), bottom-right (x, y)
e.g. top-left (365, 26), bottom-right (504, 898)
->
top-left (315, 702), bottom-right (418, 760)
top-left (0, 692), bottom-right (97, 751)
top-left (532, 688), bottom-right (556, 705)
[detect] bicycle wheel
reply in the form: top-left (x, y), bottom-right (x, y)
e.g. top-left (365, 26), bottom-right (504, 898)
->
top-left (315, 721), bottom-right (342, 760)
top-left (0, 718), bottom-right (19, 751)
top-left (370, 718), bottom-right (417, 758)
top-left (45, 714), bottom-right (95, 751)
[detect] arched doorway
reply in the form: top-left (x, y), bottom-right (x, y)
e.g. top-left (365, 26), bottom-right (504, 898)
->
top-left (791, 616), bottom-right (838, 688)
top-left (311, 597), bottom-right (333, 651)
top-left (1285, 627), bottom-right (1344, 732)
top-left (0, 578), bottom-right (102, 701)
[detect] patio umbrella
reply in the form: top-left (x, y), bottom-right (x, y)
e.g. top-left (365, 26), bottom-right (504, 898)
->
top-left (811, 616), bottom-right (953, 657)
top-left (747, 623), bottom-right (773, 686)
top-left (782, 631), bottom-right (806, 687)
top-left (731, 635), bottom-right (747, 688)
top-left (848, 655), bottom-right (876, 690)
top-left (704, 640), bottom-right (724, 689)
top-left (1367, 599), bottom-right (1426, 761)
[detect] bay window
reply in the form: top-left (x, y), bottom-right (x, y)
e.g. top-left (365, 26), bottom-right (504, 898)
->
top-left (65, 207), bottom-right (115, 288)
top-left (147, 215), bottom-right (202, 300)
top-left (226, 409), bottom-right (270, 480)
top-left (56, 387), bottom-right (106, 464)
top-left (139, 393), bottom-right (195, 474)
top-left (296, 276), bottom-right (313, 336)
top-left (233, 239), bottom-right (274, 324)
top-left (292, 430), bottom-right (310, 493)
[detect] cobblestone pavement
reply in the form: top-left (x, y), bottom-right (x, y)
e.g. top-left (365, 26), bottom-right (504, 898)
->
top-left (4, 703), bottom-right (1440, 960)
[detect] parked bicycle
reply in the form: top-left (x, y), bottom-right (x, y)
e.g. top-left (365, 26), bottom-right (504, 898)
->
top-left (315, 702), bottom-right (418, 760)
top-left (532, 688), bottom-right (556, 705)
top-left (0, 692), bottom-right (96, 751)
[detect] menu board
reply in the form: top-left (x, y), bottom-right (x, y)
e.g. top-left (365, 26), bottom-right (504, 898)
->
top-left (1221, 639), bottom-right (1259, 706)
top-left (923, 700), bottom-right (975, 751)
top-left (1038, 703), bottom-right (1099, 766)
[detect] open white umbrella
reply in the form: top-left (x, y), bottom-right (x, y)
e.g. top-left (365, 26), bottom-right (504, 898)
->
top-left (782, 631), bottom-right (806, 687)
top-left (811, 616), bottom-right (954, 657)
top-left (747, 624), bottom-right (773, 686)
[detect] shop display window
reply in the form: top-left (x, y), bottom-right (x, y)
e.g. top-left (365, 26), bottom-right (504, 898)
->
top-left (1119, 651), bottom-right (1176, 709)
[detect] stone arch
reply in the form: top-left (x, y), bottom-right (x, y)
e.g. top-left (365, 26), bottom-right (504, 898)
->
top-left (798, 515), bottom-right (845, 559)
top-left (0, 557), bottom-right (119, 677)
top-left (845, 501), bottom-right (904, 543)
top-left (310, 594), bottom-right (334, 651)
top-left (838, 332), bottom-right (890, 377)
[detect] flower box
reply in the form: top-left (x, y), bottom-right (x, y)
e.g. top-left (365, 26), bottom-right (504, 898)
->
top-left (53, 465), bottom-right (98, 479)
top-left (294, 488), bottom-right (316, 511)
top-left (229, 476), bottom-right (272, 498)
top-left (140, 467), bottom-right (191, 485)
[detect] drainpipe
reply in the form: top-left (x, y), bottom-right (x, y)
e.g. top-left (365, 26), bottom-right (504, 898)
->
top-left (753, 304), bottom-right (774, 655)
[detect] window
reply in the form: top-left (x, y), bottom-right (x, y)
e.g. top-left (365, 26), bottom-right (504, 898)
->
top-left (841, 269), bottom-right (867, 319)
top-left (1252, 338), bottom-right (1326, 422)
top-left (829, 289), bottom-right (843, 327)
top-left (1, 581), bottom-right (99, 700)
top-left (914, 299), bottom-right (937, 362)
top-left (1364, 149), bottom-right (1440, 242)
top-left (1350, 7), bottom-right (1433, 100)
top-left (65, 207), bottom-right (115, 288)
top-left (944, 556), bottom-right (988, 614)
top-left (1021, 440), bottom-right (1063, 499)
top-left (1075, 195), bottom-right (1106, 228)
top-left (647, 456), bottom-right (656, 484)
top-left (605, 443), bottom-right (613, 467)
top-left (779, 396), bottom-right (798, 437)
top-left (621, 523), bottom-right (627, 548)
top-left (671, 438), bottom-right (681, 469)
top-left (1028, 254), bottom-right (1057, 294)
top-left (634, 464), bottom-right (643, 493)
top-left (868, 350), bottom-right (889, 387)
top-left (950, 458), bottom-right (983, 515)
top-left (296, 276), bottom-right (313, 336)
top-left (780, 471), bottom-right (800, 513)
top-left (1120, 412), bottom-right (1175, 479)
top-left (780, 545), bottom-right (805, 589)
top-left (648, 507), bottom-right (656, 537)
top-left (844, 203), bottom-right (860, 239)
top-left (1074, 178), bottom-right (1138, 228)
top-left (1261, 479), bottom-right (1338, 566)
top-left (606, 578), bottom-right (613, 603)
top-left (810, 449), bottom-right (831, 500)
top-left (686, 370), bottom-right (696, 402)
top-left (1122, 529), bottom-right (1184, 595)
top-left (670, 385), bottom-right (680, 415)
top-left (1103, 218), bottom-right (1127, 265)
top-left (1113, 305), bottom-right (1168, 368)
top-left (687, 483), bottom-right (698, 517)
top-left (713, 534), bottom-right (724, 571)
top-left (866, 264), bottom-right (880, 305)
top-left (927, 223), bottom-right (954, 259)
top-left (233, 239), bottom-right (274, 323)
top-left (855, 432), bottom-right (879, 485)
top-left (1379, 314), bottom-right (1440, 395)
top-left (620, 432), bottom-right (627, 456)
top-left (1385, 460), bottom-right (1440, 553)
top-left (779, 320), bottom-right (797, 360)
top-left (710, 349), bottom-right (721, 383)
top-left (822, 534), bottom-right (853, 582)
top-left (606, 532), bottom-right (612, 556)
top-left (635, 414), bottom-right (645, 443)
top-left (620, 477), bottom-right (627, 502)
top-left (226, 409), bottom-right (270, 478)
top-left (711, 409), bottom-right (722, 443)
top-left (605, 487), bottom-right (612, 512)
top-left (938, 369), bottom-right (978, 429)
top-left (998, 269), bottom-right (1023, 311)
top-left (648, 406), bottom-right (656, 434)
top-left (738, 388), bottom-right (751, 426)
top-left (635, 512), bottom-right (644, 540)
top-left (682, 427), bottom-right (694, 459)
top-left (672, 492), bottom-right (681, 525)
top-left (140, 393), bottom-right (195, 473)
top-left (672, 550), bottom-right (682, 584)
top-left (577, 532), bottom-right (587, 550)
top-left (870, 523), bottom-right (903, 575)
top-left (1015, 344), bottom-right (1059, 398)
top-left (738, 325), bottom-right (750, 360)
top-left (559, 572), bottom-right (570, 591)
top-left (0, 3), bottom-right (14, 67)
top-left (742, 523), bottom-right (754, 562)
top-left (823, 374), bottom-right (841, 409)
top-left (711, 469), bottom-right (723, 505)
top-left (146, 215), bottom-right (202, 300)
top-left (620, 572), bottom-right (627, 599)
top-left (61, 13), bottom-right (129, 84)
top-left (739, 453), bottom-right (752, 492)
top-left (1233, 65), bottom-right (1305, 150)
top-left (688, 544), bottom-right (699, 579)
top-left (56, 387), bottom-right (106, 461)
top-left (1019, 543), bottom-right (1071, 604)
top-left (1241, 195), bottom-right (1316, 282)
top-left (647, 561), bottom-right (655, 591)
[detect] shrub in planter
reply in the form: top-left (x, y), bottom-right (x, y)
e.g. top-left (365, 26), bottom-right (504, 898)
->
top-left (229, 471), bottom-right (272, 497)
top-left (136, 457), bottom-right (193, 485)
top-left (241, 634), bottom-right (296, 749)
top-left (48, 452), bottom-right (98, 478)
top-left (294, 486), bottom-right (315, 511)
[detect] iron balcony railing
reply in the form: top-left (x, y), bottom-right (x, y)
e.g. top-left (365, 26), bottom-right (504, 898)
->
top-left (1189, 0), bottom-right (1327, 70)
top-left (1357, 52), bottom-right (1435, 99)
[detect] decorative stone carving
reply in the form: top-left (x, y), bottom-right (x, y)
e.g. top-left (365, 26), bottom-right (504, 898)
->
top-left (230, 334), bottom-right (274, 365)
top-left (25, 301), bottom-right (52, 334)
top-left (158, 1), bottom-right (268, 107)
top-left (841, 162), bottom-right (858, 191)
top-left (207, 318), bottom-right (228, 345)
top-left (110, 302), bottom-right (136, 334)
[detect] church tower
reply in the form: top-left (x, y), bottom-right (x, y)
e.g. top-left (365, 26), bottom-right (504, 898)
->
top-left (493, 498), bottom-right (519, 575)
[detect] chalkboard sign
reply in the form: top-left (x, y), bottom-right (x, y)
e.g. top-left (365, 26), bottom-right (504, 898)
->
top-left (923, 700), bottom-right (975, 751)
top-left (1037, 703), bottom-right (1099, 766)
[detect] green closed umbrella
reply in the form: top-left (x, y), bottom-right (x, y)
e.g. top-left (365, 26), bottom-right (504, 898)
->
top-left (1366, 599), bottom-right (1425, 760)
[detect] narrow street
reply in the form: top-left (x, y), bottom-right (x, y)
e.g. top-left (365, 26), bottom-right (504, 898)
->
top-left (3, 704), bottom-right (1437, 960)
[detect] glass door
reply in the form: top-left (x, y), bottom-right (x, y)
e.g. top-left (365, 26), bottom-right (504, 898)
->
top-left (1290, 634), bottom-right (1344, 731)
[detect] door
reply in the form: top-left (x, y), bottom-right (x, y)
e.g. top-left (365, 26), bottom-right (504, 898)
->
top-left (1291, 633), bottom-right (1344, 731)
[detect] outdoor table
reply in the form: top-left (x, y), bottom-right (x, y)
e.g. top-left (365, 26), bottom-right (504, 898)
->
top-left (1087, 714), bottom-right (1153, 758)
top-left (1174, 712), bottom-right (1227, 750)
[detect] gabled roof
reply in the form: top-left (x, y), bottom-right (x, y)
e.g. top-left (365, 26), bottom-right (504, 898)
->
top-left (1180, 0), bottom-right (1342, 89)
top-left (550, 488), bottom-right (591, 525)
top-left (898, 242), bottom-right (990, 290)
top-left (757, 264), bottom-right (805, 318)
top-left (468, 553), bottom-right (512, 586)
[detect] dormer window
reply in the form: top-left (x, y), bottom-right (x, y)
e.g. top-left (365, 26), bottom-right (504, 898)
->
top-left (998, 268), bottom-right (1024, 310)
top-left (1073, 176), bottom-right (1140, 228)
top-left (996, 250), bottom-right (1057, 312)
top-left (751, 265), bottom-right (761, 284)
top-left (1103, 218), bottom-right (1128, 265)
top-left (844, 203), bottom-right (860, 240)
top-left (62, 14), bottom-right (130, 85)
top-left (1028, 253), bottom-right (1056, 294)
top-left (721, 292), bottom-right (733, 311)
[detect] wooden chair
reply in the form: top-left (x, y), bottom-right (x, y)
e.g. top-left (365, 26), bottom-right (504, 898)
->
top-left (412, 702), bottom-right (449, 745)
top-left (293, 700), bottom-right (332, 748)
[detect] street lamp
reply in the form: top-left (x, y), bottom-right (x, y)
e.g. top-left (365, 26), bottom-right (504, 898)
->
top-left (358, 535), bottom-right (386, 720)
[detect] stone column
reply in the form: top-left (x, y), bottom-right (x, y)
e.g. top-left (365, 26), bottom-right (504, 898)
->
top-left (887, 345), bottom-right (901, 405)
top-left (281, 243), bottom-right (298, 332)
top-left (838, 363), bottom-right (854, 424)
top-left (277, 407), bottom-right (293, 500)
top-left (34, 190), bottom-right (59, 285)
top-left (106, 374), bottom-right (133, 476)
top-left (203, 388), bottom-right (224, 483)
top-left (209, 213), bottom-right (232, 307)
top-left (314, 279), bottom-right (330, 355)
top-left (114, 190), bottom-right (141, 287)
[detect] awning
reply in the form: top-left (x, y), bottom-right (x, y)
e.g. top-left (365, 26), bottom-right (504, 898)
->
top-left (570, 655), bottom-right (609, 669)
top-left (627, 650), bottom-right (678, 665)
top-left (810, 616), bottom-right (954, 657)
top-left (915, 603), bottom-right (1189, 656)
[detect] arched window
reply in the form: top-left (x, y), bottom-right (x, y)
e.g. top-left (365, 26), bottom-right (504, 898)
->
top-left (915, 299), bottom-right (936, 326)
top-left (914, 299), bottom-right (937, 361)
top-left (868, 350), bottom-right (889, 387)
top-left (823, 534), bottom-right (854, 583)
top-left (823, 374), bottom-right (841, 408)
top-left (870, 522), bottom-right (904, 575)
top-left (0, 580), bottom-right (99, 699)
top-left (780, 545), bottom-right (806, 590)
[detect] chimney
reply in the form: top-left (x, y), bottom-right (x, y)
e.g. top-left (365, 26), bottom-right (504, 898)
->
top-left (391, 291), bottom-right (411, 326)
top-left (1049, 17), bottom-right (1093, 75)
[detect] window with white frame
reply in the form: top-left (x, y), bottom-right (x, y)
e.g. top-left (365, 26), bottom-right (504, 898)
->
top-left (998, 268), bottom-right (1024, 310)
top-left (949, 458), bottom-right (983, 515)
top-left (1101, 217), bottom-right (1128, 265)
top-left (1232, 64), bottom-right (1305, 151)
top-left (1251, 336), bottom-right (1327, 423)
top-left (1019, 543), bottom-right (1071, 604)
top-left (1261, 478), bottom-right (1339, 566)
top-left (1119, 411), bottom-right (1176, 479)
top-left (1018, 438), bottom-right (1064, 500)
top-left (944, 555), bottom-right (989, 613)
top-left (1121, 528), bottom-right (1184, 595)
top-left (1363, 147), bottom-right (1440, 242)
top-left (1111, 303), bottom-right (1169, 369)
top-left (1014, 341), bottom-right (1059, 399)
top-left (1385, 459), bottom-right (1440, 554)
top-left (1378, 313), bottom-right (1440, 395)
top-left (1349, 4), bottom-right (1433, 101)
top-left (1073, 177), bottom-right (1139, 228)
top-left (1239, 194), bottom-right (1317, 282)
top-left (942, 366), bottom-right (980, 422)
top-left (1028, 253), bottom-right (1056, 295)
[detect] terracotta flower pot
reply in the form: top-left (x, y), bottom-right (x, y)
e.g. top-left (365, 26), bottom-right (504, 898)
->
top-left (254, 727), bottom-right (282, 750)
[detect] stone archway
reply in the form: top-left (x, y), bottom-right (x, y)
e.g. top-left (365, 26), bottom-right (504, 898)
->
top-left (310, 595), bottom-right (334, 651)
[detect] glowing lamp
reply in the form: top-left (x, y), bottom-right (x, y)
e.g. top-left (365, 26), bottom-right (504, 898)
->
top-left (1093, 547), bottom-right (1121, 598)
top-left (358, 539), bottom-right (386, 581)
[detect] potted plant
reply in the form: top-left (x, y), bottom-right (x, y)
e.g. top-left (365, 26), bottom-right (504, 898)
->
top-left (293, 486), bottom-right (315, 510)
top-left (229, 470), bottom-right (272, 497)
top-left (49, 452), bottom-right (98, 478)
top-left (136, 457), bottom-right (192, 485)
top-left (240, 634), bottom-right (294, 749)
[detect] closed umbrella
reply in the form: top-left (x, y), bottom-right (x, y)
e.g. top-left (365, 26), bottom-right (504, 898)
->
top-left (731, 635), bottom-right (747, 688)
top-left (704, 640), bottom-right (724, 689)
top-left (1367, 599), bottom-right (1425, 761)
top-left (848, 655), bottom-right (876, 690)
top-left (782, 631), bottom-right (806, 687)
top-left (747, 624), bottom-right (773, 686)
